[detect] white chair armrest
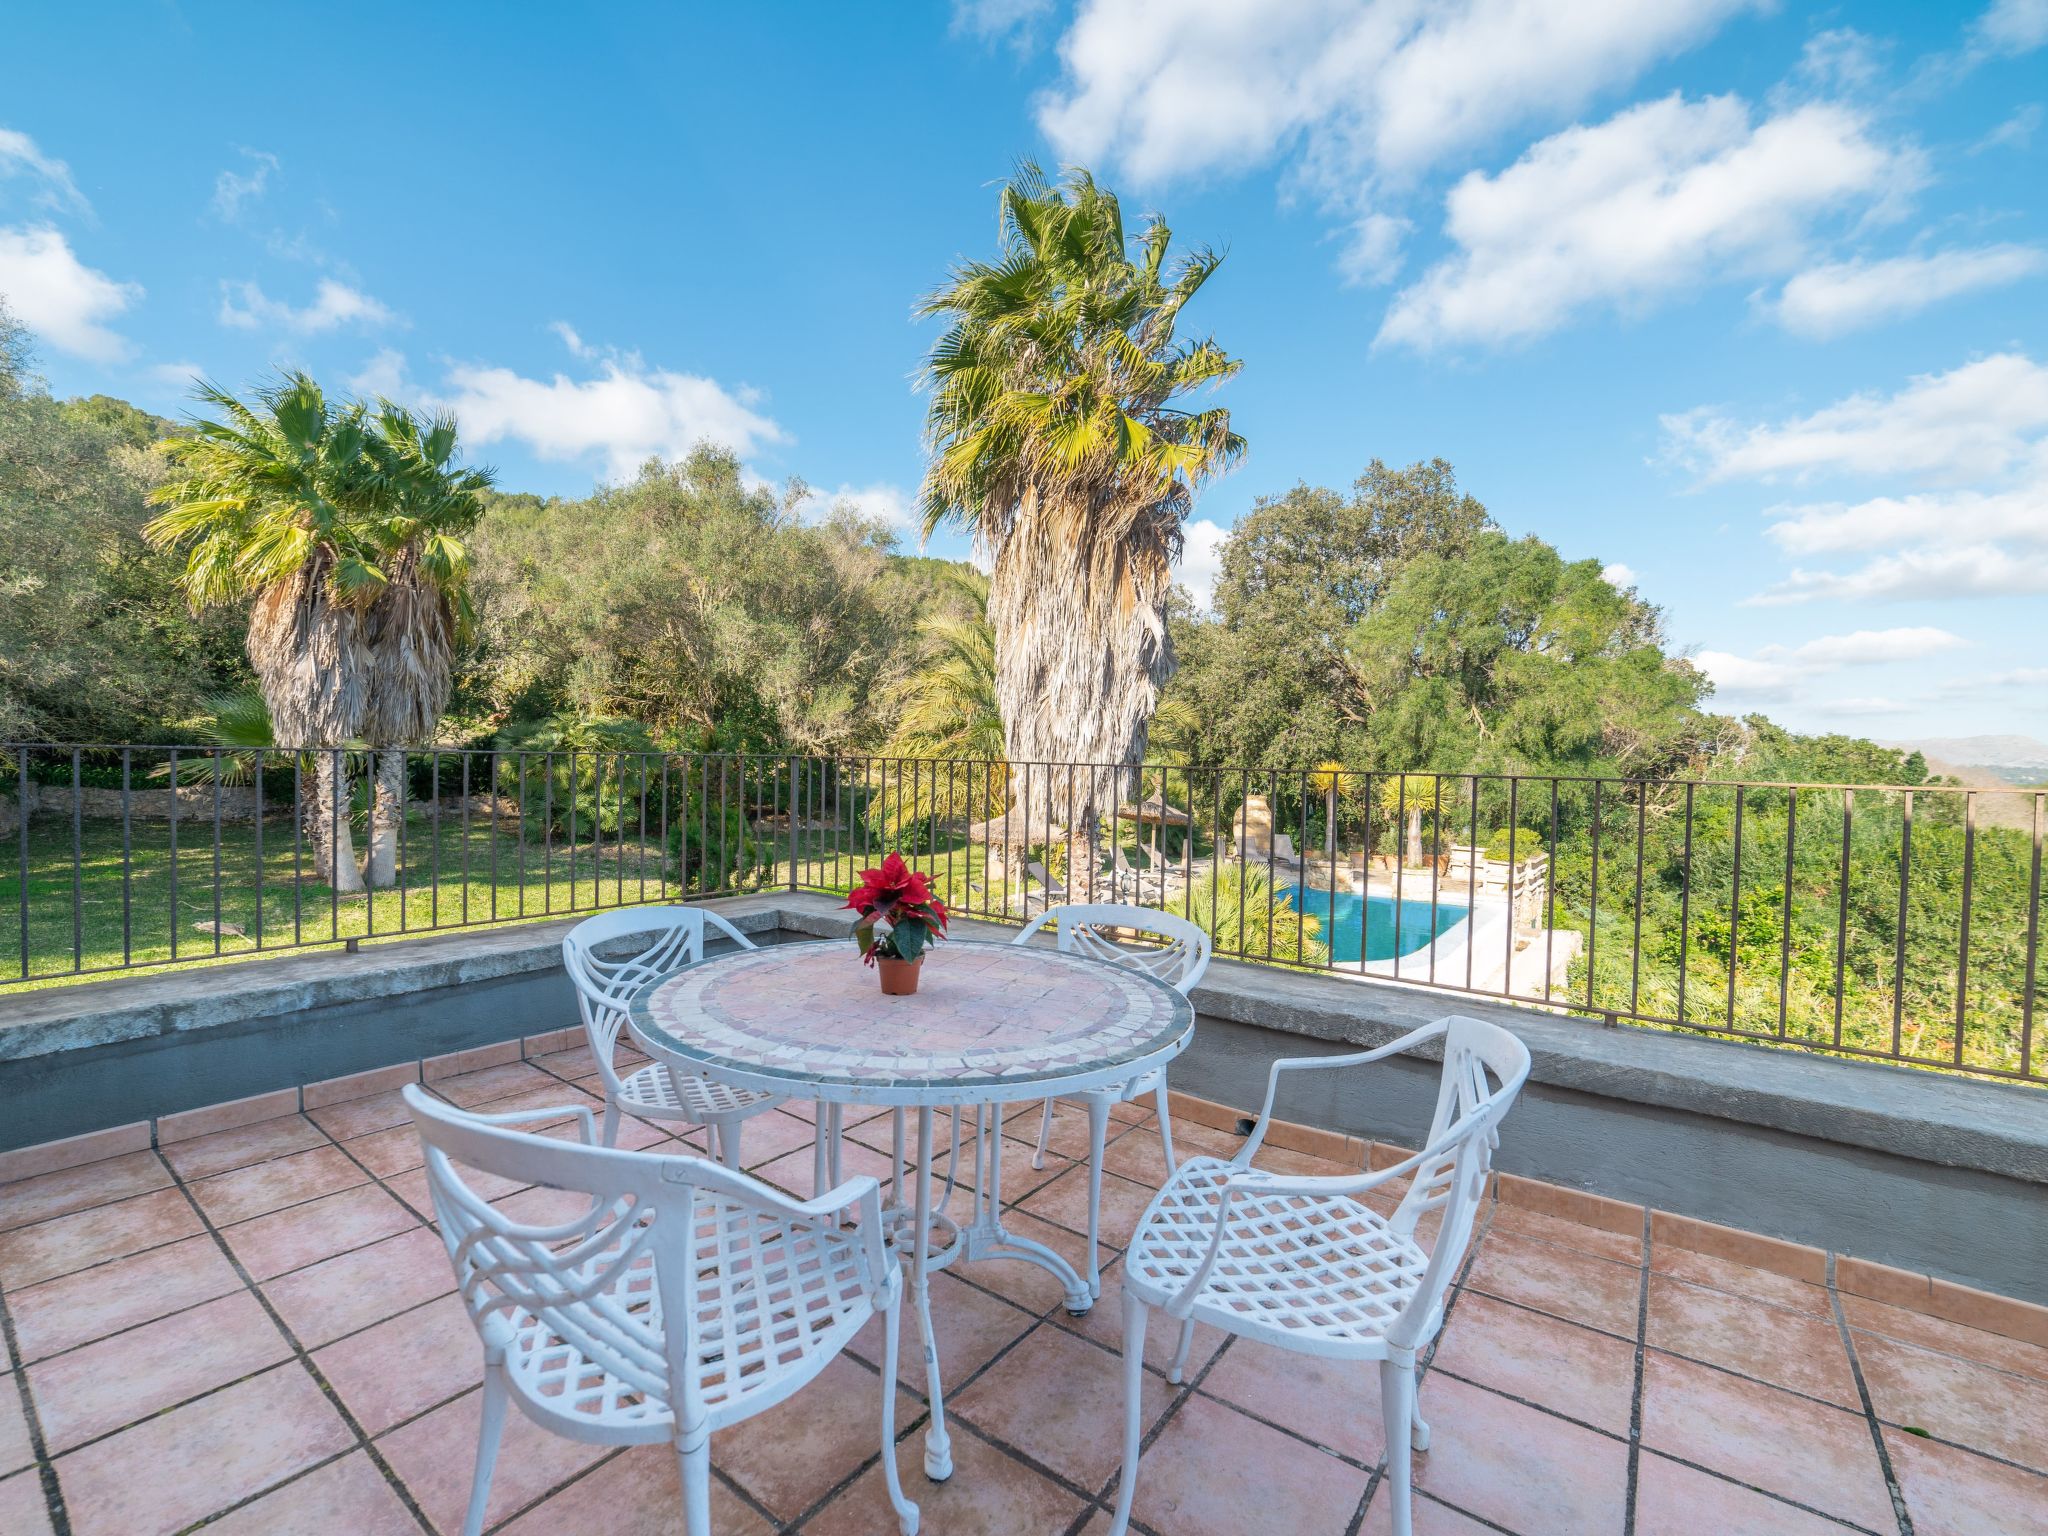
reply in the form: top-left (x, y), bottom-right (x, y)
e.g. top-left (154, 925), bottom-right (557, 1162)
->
top-left (456, 1102), bottom-right (600, 1145)
top-left (1238, 1019), bottom-right (1449, 1161)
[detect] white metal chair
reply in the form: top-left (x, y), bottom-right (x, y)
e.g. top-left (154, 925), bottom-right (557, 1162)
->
top-left (404, 1086), bottom-right (920, 1536)
top-left (562, 906), bottom-right (781, 1161)
top-left (1105, 1015), bottom-right (1531, 1536)
top-left (1012, 902), bottom-right (1212, 1296)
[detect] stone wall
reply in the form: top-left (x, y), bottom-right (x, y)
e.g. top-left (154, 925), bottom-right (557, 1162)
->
top-left (0, 782), bottom-right (276, 835)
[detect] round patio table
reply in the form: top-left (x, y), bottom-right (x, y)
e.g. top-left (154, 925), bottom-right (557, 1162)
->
top-left (628, 937), bottom-right (1194, 1482)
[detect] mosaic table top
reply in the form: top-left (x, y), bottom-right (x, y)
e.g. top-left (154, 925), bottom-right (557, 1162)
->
top-left (628, 939), bottom-right (1195, 1106)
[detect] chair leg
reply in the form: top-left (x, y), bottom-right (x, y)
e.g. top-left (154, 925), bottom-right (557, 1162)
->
top-left (1031, 1097), bottom-right (1056, 1170)
top-left (599, 1100), bottom-right (620, 1149)
top-left (1378, 1354), bottom-right (1418, 1536)
top-left (677, 1434), bottom-right (712, 1535)
top-left (879, 1291), bottom-right (921, 1535)
top-left (1084, 1095), bottom-right (1110, 1299)
top-left (1168, 1318), bottom-right (1196, 1384)
top-left (1106, 1290), bottom-right (1150, 1536)
top-left (1411, 1383), bottom-right (1431, 1450)
top-left (716, 1119), bottom-right (744, 1170)
top-left (1152, 1081), bottom-right (1176, 1176)
top-left (462, 1358), bottom-right (509, 1536)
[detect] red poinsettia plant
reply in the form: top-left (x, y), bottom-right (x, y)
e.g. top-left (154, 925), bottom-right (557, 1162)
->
top-left (843, 852), bottom-right (949, 965)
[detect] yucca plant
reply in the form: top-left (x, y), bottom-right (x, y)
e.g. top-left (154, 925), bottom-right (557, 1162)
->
top-left (918, 163), bottom-right (1243, 874)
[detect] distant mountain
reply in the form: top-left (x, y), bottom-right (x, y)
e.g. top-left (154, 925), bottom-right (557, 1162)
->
top-left (1883, 734), bottom-right (2048, 782)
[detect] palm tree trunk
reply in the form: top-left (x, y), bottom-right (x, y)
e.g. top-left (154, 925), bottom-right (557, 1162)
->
top-left (366, 748), bottom-right (406, 889)
top-left (312, 750), bottom-right (365, 895)
top-left (1406, 806), bottom-right (1424, 867)
top-left (1324, 787), bottom-right (1337, 859)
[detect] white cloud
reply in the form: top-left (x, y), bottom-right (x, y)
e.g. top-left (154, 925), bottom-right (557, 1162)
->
top-left (1973, 102), bottom-right (2042, 153)
top-left (0, 226), bottom-right (139, 361)
top-left (1173, 516), bottom-right (1230, 611)
top-left (347, 347), bottom-right (410, 399)
top-left (1749, 545), bottom-right (2048, 604)
top-left (549, 320), bottom-right (593, 358)
top-left (798, 482), bottom-right (918, 533)
top-left (147, 360), bottom-right (205, 391)
top-left (211, 150), bottom-right (278, 221)
top-left (1036, 0), bottom-right (1756, 275)
top-left (1810, 695), bottom-right (1913, 717)
top-left (1378, 95), bottom-right (1914, 351)
top-left (1697, 626), bottom-right (1966, 701)
top-left (1987, 666), bottom-right (2048, 686)
top-left (218, 277), bottom-right (396, 334)
top-left (1600, 561), bottom-right (1638, 588)
top-left (0, 128), bottom-right (88, 215)
top-left (438, 355), bottom-right (787, 481)
top-left (952, 0), bottom-right (1051, 42)
top-left (1766, 245), bottom-right (2046, 337)
top-left (1764, 477), bottom-right (2048, 557)
top-left (1974, 0), bottom-right (2048, 56)
top-left (1662, 353), bottom-right (2048, 485)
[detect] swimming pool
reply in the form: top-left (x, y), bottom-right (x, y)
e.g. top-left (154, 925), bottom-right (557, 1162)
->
top-left (1286, 884), bottom-right (1469, 965)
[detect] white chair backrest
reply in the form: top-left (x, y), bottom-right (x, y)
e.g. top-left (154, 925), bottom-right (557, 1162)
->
top-left (562, 906), bottom-right (755, 1094)
top-left (1384, 1015), bottom-right (1531, 1349)
top-left (1013, 902), bottom-right (1212, 995)
top-left (404, 1085), bottom-right (881, 1429)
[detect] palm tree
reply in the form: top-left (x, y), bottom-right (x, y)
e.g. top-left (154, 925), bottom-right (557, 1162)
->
top-left (1309, 759), bottom-right (1347, 859)
top-left (357, 404), bottom-right (493, 888)
top-left (918, 163), bottom-right (1243, 873)
top-left (1376, 773), bottom-right (1441, 867)
top-left (879, 578), bottom-right (1007, 840)
top-left (146, 375), bottom-right (385, 893)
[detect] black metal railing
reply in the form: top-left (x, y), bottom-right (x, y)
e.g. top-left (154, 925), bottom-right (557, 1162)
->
top-left (4, 745), bottom-right (2042, 1085)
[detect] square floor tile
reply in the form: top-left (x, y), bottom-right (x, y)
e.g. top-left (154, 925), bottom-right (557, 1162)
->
top-left (1632, 1451), bottom-right (1858, 1536)
top-left (1484, 1202), bottom-right (1643, 1265)
top-left (200, 1451), bottom-right (424, 1535)
top-left (952, 1324), bottom-right (1172, 1493)
top-left (1015, 1164), bottom-right (1157, 1253)
top-left (6, 1235), bottom-right (241, 1362)
top-left (1845, 1295), bottom-right (2048, 1385)
top-left (1464, 1229), bottom-right (1642, 1339)
top-left (262, 1226), bottom-right (456, 1348)
top-left (847, 1271), bottom-right (1037, 1394)
top-left (805, 1420), bottom-right (1084, 1536)
top-left (1128, 1392), bottom-right (1366, 1536)
top-left (1638, 1350), bottom-right (1896, 1531)
top-left (30, 1289), bottom-right (290, 1451)
top-left (1646, 1274), bottom-right (1859, 1407)
top-left (1402, 1375), bottom-right (1629, 1534)
top-left (0, 1377), bottom-right (32, 1476)
top-left (950, 1212), bottom-right (1092, 1316)
top-left (53, 1363), bottom-right (352, 1536)
top-left (0, 1188), bottom-right (203, 1289)
top-left (313, 1294), bottom-right (481, 1435)
top-left (1886, 1426), bottom-right (2048, 1536)
top-left (1199, 1337), bottom-right (1386, 1464)
top-left (375, 1384), bottom-right (609, 1536)
top-left (712, 1354), bottom-right (920, 1521)
top-left (1056, 1255), bottom-right (1228, 1382)
top-left (189, 1144), bottom-right (369, 1227)
top-left (308, 1090), bottom-right (417, 1143)
top-left (0, 1469), bottom-right (55, 1536)
top-left (0, 1152), bottom-right (171, 1234)
top-left (1428, 1291), bottom-right (1638, 1435)
top-left (1856, 1331), bottom-right (2048, 1471)
top-left (430, 1062), bottom-right (558, 1109)
top-left (221, 1183), bottom-right (417, 1280)
top-left (495, 1445), bottom-right (774, 1536)
top-left (160, 1116), bottom-right (329, 1182)
top-left (1650, 1245), bottom-right (1832, 1316)
top-left (336, 1125), bottom-right (428, 1179)
top-left (1357, 1486), bottom-right (1510, 1534)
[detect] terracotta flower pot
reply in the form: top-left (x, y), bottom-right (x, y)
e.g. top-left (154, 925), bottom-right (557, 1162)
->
top-left (876, 955), bottom-right (923, 995)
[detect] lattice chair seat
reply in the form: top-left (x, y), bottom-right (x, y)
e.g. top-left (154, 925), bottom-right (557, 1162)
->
top-left (406, 1088), bottom-right (919, 1536)
top-left (1104, 1016), bottom-right (1532, 1536)
top-left (488, 1201), bottom-right (873, 1439)
top-left (616, 1061), bottom-right (777, 1125)
top-left (1122, 1156), bottom-right (1432, 1356)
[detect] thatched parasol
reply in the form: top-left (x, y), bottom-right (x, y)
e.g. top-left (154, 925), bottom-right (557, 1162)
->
top-left (1116, 792), bottom-right (1192, 859)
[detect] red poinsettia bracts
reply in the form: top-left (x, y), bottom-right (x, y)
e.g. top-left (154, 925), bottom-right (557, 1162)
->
top-left (844, 852), bottom-right (949, 965)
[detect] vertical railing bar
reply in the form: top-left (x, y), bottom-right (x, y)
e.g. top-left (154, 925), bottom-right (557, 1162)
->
top-left (567, 752), bottom-right (579, 913)
top-left (398, 749), bottom-right (409, 933)
top-left (1265, 768), bottom-right (1278, 966)
top-left (252, 749), bottom-right (265, 951)
top-left (14, 747), bottom-right (27, 978)
top-left (328, 749), bottom-right (340, 942)
top-left (1955, 792), bottom-right (1975, 1067)
top-left (659, 754), bottom-right (671, 900)
top-left (543, 751), bottom-right (555, 915)
top-left (1727, 784), bottom-right (1744, 1033)
top-left (1675, 782), bottom-right (1695, 1025)
top-left (169, 747), bottom-right (180, 961)
top-left (1326, 769), bottom-right (1339, 974)
top-left (1893, 790), bottom-right (1913, 1059)
top-left (122, 748), bottom-right (134, 967)
top-left (2023, 792), bottom-right (2042, 1079)
top-left (639, 754), bottom-right (650, 903)
top-left (1586, 778), bottom-right (1602, 1011)
top-left (71, 747), bottom-right (84, 970)
top-left (1504, 777), bottom-right (1519, 996)
top-left (1466, 774), bottom-right (1479, 990)
top-left (1426, 774), bottom-right (1443, 985)
top-left (1393, 775), bottom-right (1407, 981)
top-left (460, 751), bottom-right (472, 926)
top-left (209, 751), bottom-right (223, 956)
top-left (1778, 789), bottom-right (1797, 1041)
top-left (291, 754), bottom-right (302, 947)
top-left (1833, 789), bottom-right (1852, 1049)
top-left (430, 750), bottom-right (442, 931)
top-left (1629, 787), bottom-right (1646, 1017)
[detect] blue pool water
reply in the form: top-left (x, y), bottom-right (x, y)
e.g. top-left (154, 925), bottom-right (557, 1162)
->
top-left (1286, 885), bottom-right (1469, 965)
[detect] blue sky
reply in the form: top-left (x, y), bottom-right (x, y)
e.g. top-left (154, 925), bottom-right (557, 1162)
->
top-left (3, 1), bottom-right (2044, 744)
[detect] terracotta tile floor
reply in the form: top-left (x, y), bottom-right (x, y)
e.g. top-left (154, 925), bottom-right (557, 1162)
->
top-left (2, 1063), bottom-right (2045, 1535)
